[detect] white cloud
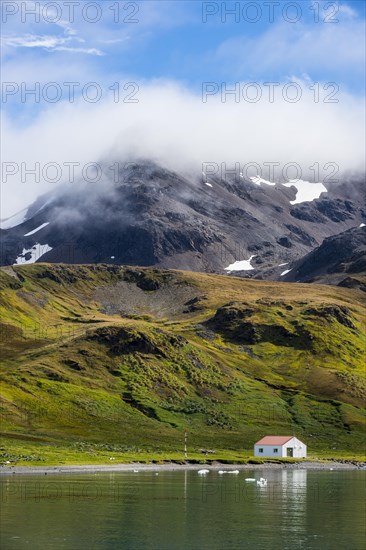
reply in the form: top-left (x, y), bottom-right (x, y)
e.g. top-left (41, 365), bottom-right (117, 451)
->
top-left (53, 46), bottom-right (103, 56)
top-left (2, 34), bottom-right (70, 49)
top-left (97, 38), bottom-right (128, 45)
top-left (1, 79), bottom-right (365, 217)
top-left (1, 0), bottom-right (191, 60)
top-left (1, 0), bottom-right (106, 56)
top-left (1, 1), bottom-right (364, 218)
top-left (309, 1), bottom-right (358, 19)
top-left (2, 33), bottom-right (104, 55)
top-left (213, 18), bottom-right (365, 79)
top-left (338, 4), bottom-right (358, 18)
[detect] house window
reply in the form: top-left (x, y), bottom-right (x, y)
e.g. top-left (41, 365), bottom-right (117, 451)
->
top-left (273, 448), bottom-right (278, 453)
top-left (258, 448), bottom-right (263, 453)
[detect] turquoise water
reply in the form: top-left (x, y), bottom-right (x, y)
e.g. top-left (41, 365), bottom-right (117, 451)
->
top-left (1, 469), bottom-right (365, 549)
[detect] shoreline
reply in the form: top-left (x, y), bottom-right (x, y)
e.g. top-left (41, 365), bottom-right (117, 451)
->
top-left (1, 460), bottom-right (365, 475)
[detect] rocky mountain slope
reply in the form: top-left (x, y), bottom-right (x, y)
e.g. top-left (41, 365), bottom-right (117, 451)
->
top-left (1, 161), bottom-right (364, 274)
top-left (0, 264), bottom-right (365, 464)
top-left (282, 226), bottom-right (366, 287)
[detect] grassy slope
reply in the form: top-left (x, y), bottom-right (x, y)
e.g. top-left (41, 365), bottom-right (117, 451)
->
top-left (0, 264), bottom-right (365, 466)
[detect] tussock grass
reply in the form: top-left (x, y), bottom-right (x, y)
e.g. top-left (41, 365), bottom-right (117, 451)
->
top-left (0, 264), bottom-right (365, 465)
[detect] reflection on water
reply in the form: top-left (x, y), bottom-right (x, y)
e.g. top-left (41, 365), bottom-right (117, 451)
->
top-left (1, 469), bottom-right (365, 550)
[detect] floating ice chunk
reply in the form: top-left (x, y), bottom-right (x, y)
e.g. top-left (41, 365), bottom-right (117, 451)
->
top-left (257, 477), bottom-right (268, 487)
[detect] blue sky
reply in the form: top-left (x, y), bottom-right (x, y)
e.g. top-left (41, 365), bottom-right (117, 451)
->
top-left (1, 1), bottom-right (365, 215)
top-left (2, 0), bottom-right (365, 108)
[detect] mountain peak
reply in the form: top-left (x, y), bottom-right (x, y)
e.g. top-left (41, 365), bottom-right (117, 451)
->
top-left (1, 161), bottom-right (365, 274)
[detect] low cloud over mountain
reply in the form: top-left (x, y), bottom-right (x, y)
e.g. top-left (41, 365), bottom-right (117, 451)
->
top-left (1, 160), bottom-right (364, 275)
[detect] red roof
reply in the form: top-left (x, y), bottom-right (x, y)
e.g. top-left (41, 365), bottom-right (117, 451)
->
top-left (255, 436), bottom-right (294, 446)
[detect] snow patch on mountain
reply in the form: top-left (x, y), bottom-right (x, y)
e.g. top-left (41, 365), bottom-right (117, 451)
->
top-left (24, 222), bottom-right (50, 236)
top-left (283, 180), bottom-right (327, 205)
top-left (247, 176), bottom-right (327, 204)
top-left (202, 171), bottom-right (213, 188)
top-left (225, 255), bottom-right (256, 272)
top-left (249, 175), bottom-right (276, 186)
top-left (280, 269), bottom-right (292, 277)
top-left (14, 244), bottom-right (53, 265)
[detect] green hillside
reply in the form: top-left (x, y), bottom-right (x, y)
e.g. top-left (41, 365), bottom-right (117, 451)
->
top-left (0, 264), bottom-right (365, 465)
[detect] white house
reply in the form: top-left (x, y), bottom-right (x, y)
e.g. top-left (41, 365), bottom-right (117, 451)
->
top-left (254, 436), bottom-right (307, 458)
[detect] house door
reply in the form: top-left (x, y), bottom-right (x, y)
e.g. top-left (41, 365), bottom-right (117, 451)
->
top-left (287, 448), bottom-right (293, 457)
